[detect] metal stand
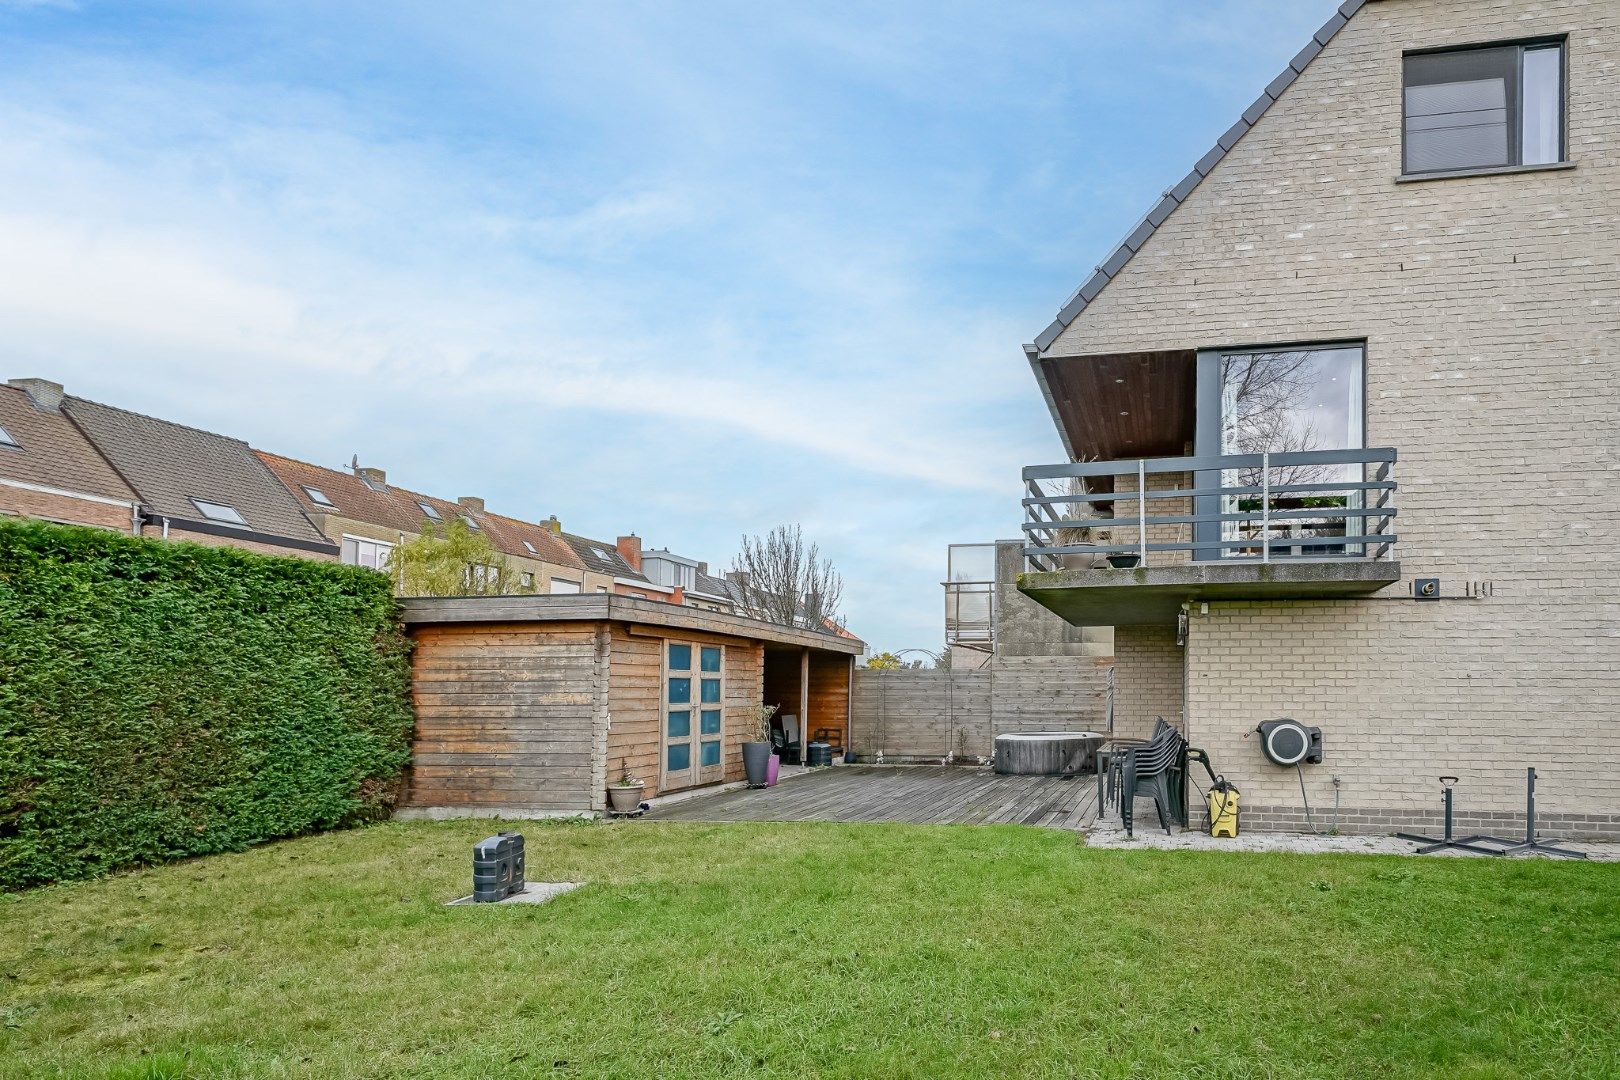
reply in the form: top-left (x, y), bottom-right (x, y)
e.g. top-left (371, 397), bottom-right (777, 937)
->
top-left (1474, 768), bottom-right (1587, 859)
top-left (1397, 777), bottom-right (1503, 856)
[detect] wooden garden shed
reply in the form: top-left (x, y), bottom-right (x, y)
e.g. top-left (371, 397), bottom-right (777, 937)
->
top-left (396, 594), bottom-right (864, 817)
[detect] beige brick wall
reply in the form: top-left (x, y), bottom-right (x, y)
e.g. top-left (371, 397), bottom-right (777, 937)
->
top-left (1112, 626), bottom-right (1182, 741)
top-left (1044, 0), bottom-right (1620, 836)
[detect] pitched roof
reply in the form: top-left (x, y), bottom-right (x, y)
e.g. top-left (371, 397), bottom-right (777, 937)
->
top-left (0, 384), bottom-right (138, 504)
top-left (561, 532), bottom-right (649, 582)
top-left (257, 451), bottom-right (584, 570)
top-left (694, 570), bottom-right (738, 603)
top-left (63, 396), bottom-right (332, 547)
top-left (1027, 0), bottom-right (1369, 356)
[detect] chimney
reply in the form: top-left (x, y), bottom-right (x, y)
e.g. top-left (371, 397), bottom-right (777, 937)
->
top-left (458, 496), bottom-right (485, 512)
top-left (355, 465), bottom-right (387, 490)
top-left (9, 378), bottom-right (64, 412)
top-left (697, 561), bottom-right (709, 576)
top-left (543, 515), bottom-right (562, 535)
top-left (671, 585), bottom-right (686, 606)
top-left (616, 534), bottom-right (642, 571)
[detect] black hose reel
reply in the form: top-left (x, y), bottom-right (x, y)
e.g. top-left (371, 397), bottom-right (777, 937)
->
top-left (1255, 718), bottom-right (1323, 767)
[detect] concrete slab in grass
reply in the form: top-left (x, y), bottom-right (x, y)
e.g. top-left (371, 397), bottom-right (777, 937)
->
top-left (446, 882), bottom-right (584, 907)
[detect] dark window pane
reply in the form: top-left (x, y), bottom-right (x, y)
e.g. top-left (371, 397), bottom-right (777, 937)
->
top-left (700, 709), bottom-right (722, 734)
top-left (1405, 47), bottom-right (1513, 173)
top-left (700, 679), bottom-right (721, 704)
top-left (700, 740), bottom-right (722, 767)
top-left (667, 744), bottom-right (690, 771)
top-left (668, 644), bottom-right (691, 671)
top-left (667, 710), bottom-right (691, 737)
top-left (668, 678), bottom-right (691, 704)
top-left (700, 646), bottom-right (721, 672)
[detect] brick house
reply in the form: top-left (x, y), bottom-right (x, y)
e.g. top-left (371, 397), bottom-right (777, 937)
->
top-left (256, 452), bottom-right (605, 592)
top-left (1018, 0), bottom-right (1618, 837)
top-left (0, 380), bottom-right (141, 533)
top-left (4, 378), bottom-right (338, 559)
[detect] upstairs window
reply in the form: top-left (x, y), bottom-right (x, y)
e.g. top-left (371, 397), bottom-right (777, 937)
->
top-left (1403, 41), bottom-right (1565, 176)
top-left (522, 540), bottom-right (538, 555)
top-left (0, 424), bottom-right (18, 449)
top-left (341, 535), bottom-right (393, 572)
top-left (460, 513), bottom-right (480, 530)
top-left (192, 499), bottom-right (247, 526)
top-left (302, 485), bottom-right (335, 507)
top-left (417, 501), bottom-right (442, 521)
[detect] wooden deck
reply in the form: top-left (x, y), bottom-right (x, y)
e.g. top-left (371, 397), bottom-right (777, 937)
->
top-left (656, 765), bottom-right (1099, 830)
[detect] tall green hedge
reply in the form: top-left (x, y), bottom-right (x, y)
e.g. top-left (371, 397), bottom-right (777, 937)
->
top-left (0, 520), bottom-right (414, 890)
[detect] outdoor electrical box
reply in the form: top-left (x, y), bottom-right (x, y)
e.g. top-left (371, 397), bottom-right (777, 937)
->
top-left (473, 832), bottom-right (525, 902)
top-left (1255, 719), bottom-right (1324, 767)
top-left (1413, 578), bottom-right (1440, 600)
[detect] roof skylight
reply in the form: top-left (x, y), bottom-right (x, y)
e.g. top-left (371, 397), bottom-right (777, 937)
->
top-left (418, 501), bottom-right (442, 521)
top-left (192, 499), bottom-right (247, 526)
top-left (302, 486), bottom-right (335, 507)
top-left (0, 424), bottom-right (17, 449)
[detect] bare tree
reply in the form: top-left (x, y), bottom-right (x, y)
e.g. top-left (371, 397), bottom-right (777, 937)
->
top-left (728, 525), bottom-right (843, 630)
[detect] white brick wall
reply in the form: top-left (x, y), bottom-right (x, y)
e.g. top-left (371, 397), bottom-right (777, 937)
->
top-left (1044, 0), bottom-right (1620, 836)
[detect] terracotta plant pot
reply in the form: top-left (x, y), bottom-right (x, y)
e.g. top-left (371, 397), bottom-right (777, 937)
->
top-left (607, 781), bottom-right (644, 814)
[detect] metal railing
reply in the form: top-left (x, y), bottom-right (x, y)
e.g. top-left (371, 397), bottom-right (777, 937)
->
top-left (1022, 448), bottom-right (1397, 572)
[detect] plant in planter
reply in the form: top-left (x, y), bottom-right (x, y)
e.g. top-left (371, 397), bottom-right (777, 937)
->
top-left (607, 758), bottom-right (645, 815)
top-left (1055, 472), bottom-right (1114, 570)
top-left (744, 704), bottom-right (779, 789)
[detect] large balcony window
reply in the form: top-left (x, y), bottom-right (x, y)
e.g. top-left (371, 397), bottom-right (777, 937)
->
top-left (1213, 344), bottom-right (1364, 559)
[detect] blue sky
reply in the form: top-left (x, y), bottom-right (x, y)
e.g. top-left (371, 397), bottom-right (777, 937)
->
top-left (0, 0), bottom-right (1340, 652)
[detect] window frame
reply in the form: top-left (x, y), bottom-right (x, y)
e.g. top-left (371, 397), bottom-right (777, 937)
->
top-left (660, 638), bottom-right (725, 792)
top-left (549, 578), bottom-right (582, 595)
top-left (302, 485), bottom-right (335, 508)
top-left (417, 501), bottom-right (442, 522)
top-left (0, 423), bottom-right (19, 450)
top-left (1400, 36), bottom-right (1569, 180)
top-left (1191, 339), bottom-right (1370, 563)
top-left (340, 533), bottom-right (395, 572)
top-left (190, 498), bottom-right (248, 527)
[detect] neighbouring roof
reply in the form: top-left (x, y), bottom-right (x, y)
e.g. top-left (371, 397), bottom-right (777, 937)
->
top-left (0, 384), bottom-right (138, 504)
top-left (64, 396), bottom-right (333, 547)
top-left (562, 532), bottom-right (649, 583)
top-left (694, 570), bottom-right (739, 603)
top-left (257, 451), bottom-right (584, 570)
top-left (1028, 0), bottom-right (1369, 356)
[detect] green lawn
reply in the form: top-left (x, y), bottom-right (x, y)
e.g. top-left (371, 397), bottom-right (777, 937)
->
top-left (2, 821), bottom-right (1617, 1079)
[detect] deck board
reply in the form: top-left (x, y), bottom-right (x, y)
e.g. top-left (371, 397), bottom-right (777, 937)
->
top-left (656, 765), bottom-right (1098, 830)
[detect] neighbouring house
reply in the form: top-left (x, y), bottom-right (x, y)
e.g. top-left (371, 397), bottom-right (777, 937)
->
top-left (641, 545), bottom-right (738, 614)
top-left (846, 541), bottom-right (1111, 763)
top-left (17, 380), bottom-right (339, 559)
top-left (0, 380), bottom-right (142, 533)
top-left (397, 594), bottom-right (864, 816)
top-left (1017, 0), bottom-right (1618, 837)
top-left (257, 452), bottom-right (601, 592)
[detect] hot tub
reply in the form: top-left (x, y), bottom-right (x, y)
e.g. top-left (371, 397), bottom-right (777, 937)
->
top-left (994, 731), bottom-right (1104, 776)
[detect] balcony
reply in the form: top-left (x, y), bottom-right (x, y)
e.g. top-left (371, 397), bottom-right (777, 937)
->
top-left (1019, 448), bottom-right (1400, 626)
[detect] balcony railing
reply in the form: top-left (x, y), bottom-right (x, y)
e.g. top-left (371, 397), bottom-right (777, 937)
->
top-left (1023, 448), bottom-right (1397, 573)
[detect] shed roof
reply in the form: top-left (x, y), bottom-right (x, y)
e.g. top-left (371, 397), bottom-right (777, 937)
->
top-left (400, 593), bottom-right (865, 654)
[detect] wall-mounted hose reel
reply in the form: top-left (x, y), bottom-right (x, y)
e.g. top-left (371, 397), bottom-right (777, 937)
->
top-left (1255, 718), bottom-right (1323, 767)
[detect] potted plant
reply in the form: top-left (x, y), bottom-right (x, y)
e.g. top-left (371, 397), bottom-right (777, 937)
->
top-left (745, 704), bottom-right (778, 789)
top-left (607, 758), bottom-right (644, 815)
top-left (1055, 472), bottom-right (1114, 570)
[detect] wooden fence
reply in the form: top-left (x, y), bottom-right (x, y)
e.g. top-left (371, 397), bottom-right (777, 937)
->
top-left (849, 656), bottom-right (1112, 763)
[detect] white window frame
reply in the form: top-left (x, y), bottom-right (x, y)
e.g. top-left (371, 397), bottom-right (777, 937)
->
top-left (302, 485), bottom-right (335, 507)
top-left (340, 534), bottom-right (394, 572)
top-left (417, 501), bottom-right (442, 522)
top-left (0, 424), bottom-right (19, 449)
top-left (549, 578), bottom-right (582, 595)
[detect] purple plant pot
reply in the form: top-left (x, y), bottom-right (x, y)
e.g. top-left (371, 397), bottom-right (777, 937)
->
top-left (766, 753), bottom-right (781, 787)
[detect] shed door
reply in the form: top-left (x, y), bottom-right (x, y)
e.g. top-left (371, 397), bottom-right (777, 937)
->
top-left (662, 641), bottom-right (725, 792)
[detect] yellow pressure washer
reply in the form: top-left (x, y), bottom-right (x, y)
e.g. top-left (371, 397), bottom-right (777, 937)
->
top-left (1187, 747), bottom-right (1240, 838)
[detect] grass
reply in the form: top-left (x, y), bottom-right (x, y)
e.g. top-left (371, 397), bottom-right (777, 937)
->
top-left (2, 820), bottom-right (1617, 1079)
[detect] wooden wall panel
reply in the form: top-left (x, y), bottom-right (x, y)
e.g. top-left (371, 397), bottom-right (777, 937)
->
top-left (807, 652), bottom-right (851, 750)
top-left (405, 622), bottom-right (602, 813)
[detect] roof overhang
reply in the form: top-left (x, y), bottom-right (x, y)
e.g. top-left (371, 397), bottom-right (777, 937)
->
top-left (1028, 349), bottom-right (1197, 463)
top-left (399, 593), bottom-right (865, 654)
